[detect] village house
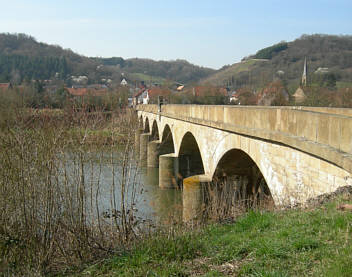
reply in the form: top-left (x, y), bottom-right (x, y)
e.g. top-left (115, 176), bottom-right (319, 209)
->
top-left (229, 91), bottom-right (238, 103)
top-left (229, 88), bottom-right (258, 105)
top-left (66, 87), bottom-right (108, 97)
top-left (133, 89), bottom-right (149, 105)
top-left (133, 87), bottom-right (171, 105)
top-left (257, 81), bottom-right (289, 106)
top-left (120, 78), bottom-right (128, 86)
top-left (176, 85), bottom-right (184, 91)
top-left (71, 75), bottom-right (88, 84)
top-left (0, 83), bottom-right (12, 91)
top-left (292, 87), bottom-right (306, 103)
top-left (190, 86), bottom-right (228, 97)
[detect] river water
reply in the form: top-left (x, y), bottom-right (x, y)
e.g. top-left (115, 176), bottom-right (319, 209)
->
top-left (63, 150), bottom-right (183, 225)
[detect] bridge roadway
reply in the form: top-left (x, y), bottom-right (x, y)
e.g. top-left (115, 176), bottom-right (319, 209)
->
top-left (136, 104), bottom-right (352, 220)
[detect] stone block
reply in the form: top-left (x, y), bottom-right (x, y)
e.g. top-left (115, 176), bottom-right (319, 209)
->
top-left (159, 154), bottom-right (179, 189)
top-left (340, 117), bottom-right (352, 154)
top-left (288, 111), bottom-right (297, 136)
top-left (296, 111), bottom-right (316, 141)
top-left (328, 116), bottom-right (341, 150)
top-left (317, 115), bottom-right (330, 145)
top-left (147, 141), bottom-right (161, 168)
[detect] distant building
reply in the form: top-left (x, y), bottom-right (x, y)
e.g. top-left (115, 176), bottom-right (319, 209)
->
top-left (71, 75), bottom-right (88, 84)
top-left (293, 87), bottom-right (306, 103)
top-left (148, 87), bottom-right (171, 101)
top-left (229, 91), bottom-right (239, 103)
top-left (133, 87), bottom-right (171, 105)
top-left (257, 81), bottom-right (289, 106)
top-left (66, 87), bottom-right (108, 97)
top-left (120, 78), bottom-right (128, 86)
top-left (228, 88), bottom-right (257, 105)
top-left (293, 57), bottom-right (309, 103)
top-left (133, 89), bottom-right (148, 105)
top-left (315, 67), bottom-right (329, 74)
top-left (0, 83), bottom-right (12, 91)
top-left (187, 86), bottom-right (227, 97)
top-left (177, 85), bottom-right (184, 91)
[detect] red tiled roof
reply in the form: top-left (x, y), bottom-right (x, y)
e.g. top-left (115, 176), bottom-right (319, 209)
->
top-left (191, 86), bottom-right (227, 97)
top-left (257, 81), bottom-right (288, 105)
top-left (67, 88), bottom-right (87, 96)
top-left (0, 83), bottom-right (11, 90)
top-left (133, 89), bottom-right (145, 98)
top-left (66, 87), bottom-right (108, 96)
top-left (148, 87), bottom-right (171, 97)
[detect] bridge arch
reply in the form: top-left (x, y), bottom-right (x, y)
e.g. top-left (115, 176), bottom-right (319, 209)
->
top-left (160, 124), bottom-right (175, 154)
top-left (178, 132), bottom-right (205, 179)
top-left (143, 117), bottom-right (150, 133)
top-left (212, 148), bottom-right (274, 206)
top-left (151, 120), bottom-right (160, 141)
top-left (138, 115), bottom-right (143, 128)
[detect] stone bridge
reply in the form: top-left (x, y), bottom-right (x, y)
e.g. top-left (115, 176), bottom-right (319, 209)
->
top-left (136, 104), bottom-right (352, 219)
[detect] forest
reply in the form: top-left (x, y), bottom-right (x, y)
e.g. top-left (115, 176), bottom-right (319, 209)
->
top-left (0, 33), bottom-right (215, 84)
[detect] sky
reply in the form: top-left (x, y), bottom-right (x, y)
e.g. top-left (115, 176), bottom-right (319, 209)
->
top-left (0, 0), bottom-right (351, 69)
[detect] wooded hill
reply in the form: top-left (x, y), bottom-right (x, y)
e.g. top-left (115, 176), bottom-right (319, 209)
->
top-left (202, 34), bottom-right (352, 93)
top-left (0, 33), bottom-right (215, 85)
top-left (1, 33), bottom-right (351, 91)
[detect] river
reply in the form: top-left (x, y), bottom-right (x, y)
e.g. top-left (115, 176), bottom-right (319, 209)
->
top-left (61, 150), bottom-right (183, 225)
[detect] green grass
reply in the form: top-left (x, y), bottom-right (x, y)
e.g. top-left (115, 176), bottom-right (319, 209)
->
top-left (337, 81), bottom-right (352, 89)
top-left (66, 197), bottom-right (352, 276)
top-left (203, 59), bottom-right (267, 86)
top-left (130, 73), bottom-right (167, 84)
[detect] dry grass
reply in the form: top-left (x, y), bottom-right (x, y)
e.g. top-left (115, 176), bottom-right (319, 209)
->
top-left (0, 91), bottom-right (145, 275)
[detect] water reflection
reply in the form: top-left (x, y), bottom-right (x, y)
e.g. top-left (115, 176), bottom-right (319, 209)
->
top-left (139, 167), bottom-right (182, 224)
top-left (62, 150), bottom-right (183, 225)
top-left (60, 149), bottom-right (188, 226)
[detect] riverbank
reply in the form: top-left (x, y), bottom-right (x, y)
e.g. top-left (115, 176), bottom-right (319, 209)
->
top-left (66, 193), bottom-right (352, 276)
top-left (0, 107), bottom-right (144, 276)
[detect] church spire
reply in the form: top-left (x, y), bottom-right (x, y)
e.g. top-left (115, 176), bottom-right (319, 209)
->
top-left (301, 57), bottom-right (307, 86)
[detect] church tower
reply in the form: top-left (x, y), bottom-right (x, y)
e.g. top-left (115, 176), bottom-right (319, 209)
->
top-left (301, 57), bottom-right (307, 86)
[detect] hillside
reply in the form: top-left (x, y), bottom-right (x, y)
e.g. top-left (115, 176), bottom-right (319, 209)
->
top-left (202, 34), bottom-right (352, 92)
top-left (0, 33), bottom-right (215, 85)
top-left (2, 33), bottom-right (351, 90)
top-left (93, 57), bottom-right (215, 84)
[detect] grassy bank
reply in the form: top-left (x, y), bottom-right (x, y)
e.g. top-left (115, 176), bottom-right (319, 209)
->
top-left (70, 196), bottom-right (352, 276)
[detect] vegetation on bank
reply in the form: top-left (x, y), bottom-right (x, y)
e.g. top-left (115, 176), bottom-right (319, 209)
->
top-left (0, 88), bottom-right (146, 276)
top-left (0, 83), bottom-right (130, 111)
top-left (69, 194), bottom-right (352, 277)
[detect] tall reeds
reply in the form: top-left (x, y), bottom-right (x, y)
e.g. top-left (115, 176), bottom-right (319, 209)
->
top-left (0, 90), bottom-right (142, 275)
top-left (202, 175), bottom-right (275, 223)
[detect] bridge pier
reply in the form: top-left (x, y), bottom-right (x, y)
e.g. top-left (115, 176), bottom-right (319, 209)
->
top-left (159, 154), bottom-right (179, 189)
top-left (147, 141), bottom-right (161, 168)
top-left (134, 128), bottom-right (143, 157)
top-left (182, 175), bottom-right (211, 222)
top-left (139, 133), bottom-right (150, 167)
